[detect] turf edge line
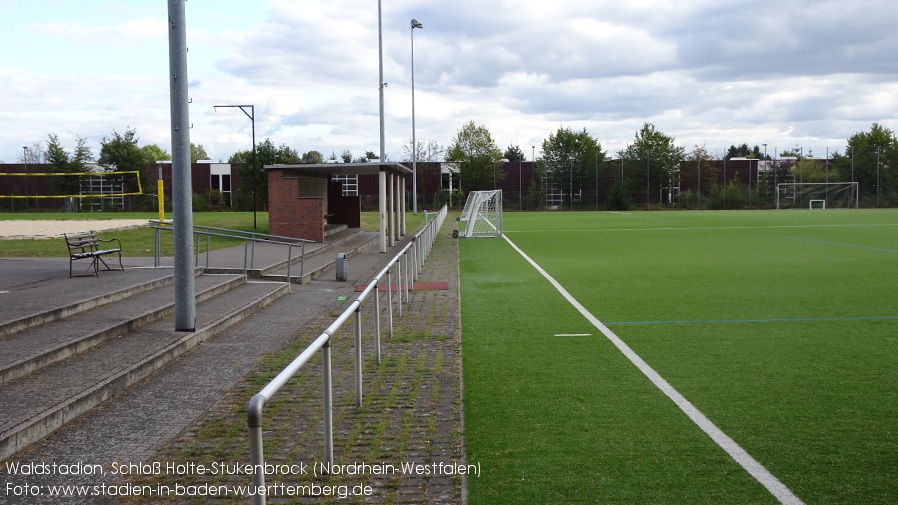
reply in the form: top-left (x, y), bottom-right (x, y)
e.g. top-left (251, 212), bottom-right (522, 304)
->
top-left (501, 233), bottom-right (805, 505)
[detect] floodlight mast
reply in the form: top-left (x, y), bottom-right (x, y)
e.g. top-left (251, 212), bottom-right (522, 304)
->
top-left (167, 0), bottom-right (196, 332)
top-left (378, 0), bottom-right (386, 162)
top-left (214, 104), bottom-right (257, 229)
top-left (411, 18), bottom-right (423, 214)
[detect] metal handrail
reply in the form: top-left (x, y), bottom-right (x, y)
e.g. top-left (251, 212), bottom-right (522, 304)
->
top-left (245, 205), bottom-right (448, 505)
top-left (151, 224), bottom-right (311, 283)
top-left (151, 220), bottom-right (313, 244)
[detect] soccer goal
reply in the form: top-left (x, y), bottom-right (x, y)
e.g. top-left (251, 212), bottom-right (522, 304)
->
top-left (776, 182), bottom-right (859, 210)
top-left (455, 190), bottom-right (503, 238)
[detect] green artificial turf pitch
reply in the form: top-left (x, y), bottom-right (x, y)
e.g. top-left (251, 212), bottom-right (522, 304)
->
top-left (460, 209), bottom-right (898, 504)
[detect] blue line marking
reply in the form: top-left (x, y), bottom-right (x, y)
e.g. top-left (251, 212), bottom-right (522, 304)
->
top-left (607, 315), bottom-right (898, 326)
top-left (789, 236), bottom-right (898, 253)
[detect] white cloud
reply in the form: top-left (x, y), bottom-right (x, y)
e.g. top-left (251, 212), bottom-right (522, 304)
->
top-left (2, 0), bottom-right (897, 163)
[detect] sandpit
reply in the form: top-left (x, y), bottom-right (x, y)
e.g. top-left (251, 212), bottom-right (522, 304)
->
top-left (0, 219), bottom-right (150, 239)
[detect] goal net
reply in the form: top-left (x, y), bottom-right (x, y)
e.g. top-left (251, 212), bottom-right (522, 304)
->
top-left (456, 190), bottom-right (502, 238)
top-left (0, 171), bottom-right (143, 211)
top-left (776, 182), bottom-right (858, 210)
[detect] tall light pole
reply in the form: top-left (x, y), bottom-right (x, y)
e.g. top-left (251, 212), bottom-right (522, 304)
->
top-left (214, 105), bottom-right (256, 229)
top-left (377, 0), bottom-right (386, 162)
top-left (168, 0), bottom-right (195, 332)
top-left (876, 146), bottom-right (881, 207)
top-left (410, 19), bottom-right (423, 214)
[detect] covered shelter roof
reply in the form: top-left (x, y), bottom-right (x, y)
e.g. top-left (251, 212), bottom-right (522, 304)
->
top-left (263, 162), bottom-right (411, 177)
top-left (264, 161), bottom-right (410, 252)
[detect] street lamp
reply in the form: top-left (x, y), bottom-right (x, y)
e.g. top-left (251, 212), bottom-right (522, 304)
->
top-left (410, 18), bottom-right (423, 214)
top-left (214, 105), bottom-right (256, 229)
top-left (377, 0), bottom-right (386, 162)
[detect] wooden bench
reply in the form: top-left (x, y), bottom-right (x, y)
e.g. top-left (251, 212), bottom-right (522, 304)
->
top-left (64, 231), bottom-right (124, 278)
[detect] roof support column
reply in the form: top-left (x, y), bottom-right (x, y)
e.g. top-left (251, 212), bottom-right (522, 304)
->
top-left (387, 171), bottom-right (395, 247)
top-left (379, 169), bottom-right (387, 253)
top-left (393, 173), bottom-right (401, 242)
top-left (400, 177), bottom-right (407, 236)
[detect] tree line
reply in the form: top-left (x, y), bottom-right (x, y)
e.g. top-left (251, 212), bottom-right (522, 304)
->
top-left (445, 121), bottom-right (898, 209)
top-left (18, 120), bottom-right (898, 211)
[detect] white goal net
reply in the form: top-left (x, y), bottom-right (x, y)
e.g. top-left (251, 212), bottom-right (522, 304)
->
top-left (455, 190), bottom-right (503, 238)
top-left (776, 182), bottom-right (859, 210)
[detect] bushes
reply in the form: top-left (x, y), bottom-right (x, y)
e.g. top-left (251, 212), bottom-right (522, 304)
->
top-left (192, 190), bottom-right (230, 212)
top-left (605, 182), bottom-right (633, 211)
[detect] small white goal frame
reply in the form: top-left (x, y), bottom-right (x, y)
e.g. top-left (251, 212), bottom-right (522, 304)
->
top-left (456, 190), bottom-right (503, 238)
top-left (775, 182), bottom-right (859, 210)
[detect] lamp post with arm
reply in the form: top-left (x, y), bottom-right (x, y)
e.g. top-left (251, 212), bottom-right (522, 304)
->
top-left (410, 19), bottom-right (423, 214)
top-left (214, 105), bottom-right (256, 229)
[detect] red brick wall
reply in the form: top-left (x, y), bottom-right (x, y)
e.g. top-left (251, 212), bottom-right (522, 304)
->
top-left (268, 171), bottom-right (325, 241)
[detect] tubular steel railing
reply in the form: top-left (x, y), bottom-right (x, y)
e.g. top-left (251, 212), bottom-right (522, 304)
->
top-left (150, 222), bottom-right (313, 282)
top-left (245, 205), bottom-right (448, 505)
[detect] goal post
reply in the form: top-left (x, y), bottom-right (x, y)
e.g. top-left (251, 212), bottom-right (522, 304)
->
top-left (0, 171), bottom-right (144, 199)
top-left (455, 190), bottom-right (503, 238)
top-left (775, 182), bottom-right (859, 210)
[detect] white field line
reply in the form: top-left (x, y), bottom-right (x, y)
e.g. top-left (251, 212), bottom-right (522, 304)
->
top-left (506, 222), bottom-right (898, 234)
top-left (502, 233), bottom-right (805, 505)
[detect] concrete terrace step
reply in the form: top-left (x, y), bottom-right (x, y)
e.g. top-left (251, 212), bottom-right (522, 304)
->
top-left (0, 273), bottom-right (246, 385)
top-left (0, 279), bottom-right (289, 461)
top-left (0, 267), bottom-right (203, 340)
top-left (261, 230), bottom-right (379, 284)
top-left (324, 223), bottom-right (348, 237)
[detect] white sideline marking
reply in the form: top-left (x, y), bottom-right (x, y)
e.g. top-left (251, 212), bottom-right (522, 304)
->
top-left (555, 333), bottom-right (592, 337)
top-left (502, 234), bottom-right (805, 505)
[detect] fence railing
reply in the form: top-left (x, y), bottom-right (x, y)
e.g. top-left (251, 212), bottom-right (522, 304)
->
top-left (150, 222), bottom-right (314, 281)
top-left (245, 205), bottom-right (448, 505)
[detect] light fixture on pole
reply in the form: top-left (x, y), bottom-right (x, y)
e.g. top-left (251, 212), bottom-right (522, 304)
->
top-left (410, 18), bottom-right (423, 214)
top-left (214, 105), bottom-right (256, 229)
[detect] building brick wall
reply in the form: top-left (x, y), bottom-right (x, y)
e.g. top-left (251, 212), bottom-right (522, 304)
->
top-left (267, 171), bottom-right (326, 241)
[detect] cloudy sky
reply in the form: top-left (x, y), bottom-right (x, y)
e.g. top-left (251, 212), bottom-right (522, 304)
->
top-left (2, 0), bottom-right (897, 164)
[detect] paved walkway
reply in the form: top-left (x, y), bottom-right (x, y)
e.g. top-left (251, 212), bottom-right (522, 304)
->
top-left (0, 225), bottom-right (462, 504)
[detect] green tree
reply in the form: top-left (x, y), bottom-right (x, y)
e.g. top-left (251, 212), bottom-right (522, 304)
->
top-left (301, 151), bottom-right (324, 164)
top-left (98, 128), bottom-right (154, 196)
top-left (446, 121), bottom-right (501, 192)
top-left (229, 138), bottom-right (301, 210)
top-left (726, 144), bottom-right (764, 159)
top-left (541, 127), bottom-right (604, 208)
top-left (142, 144), bottom-right (171, 163)
top-left (620, 123), bottom-right (685, 207)
top-left (503, 144), bottom-right (525, 162)
top-left (45, 134), bottom-right (70, 170)
top-left (45, 134), bottom-right (83, 195)
top-left (681, 144), bottom-right (720, 207)
top-left (98, 129), bottom-right (150, 172)
top-left (71, 137), bottom-right (93, 172)
top-left (190, 143), bottom-right (209, 163)
top-left (353, 151), bottom-right (380, 163)
top-left (831, 123), bottom-right (898, 205)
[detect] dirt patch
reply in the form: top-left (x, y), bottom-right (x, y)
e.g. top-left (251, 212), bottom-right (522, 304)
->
top-left (0, 219), bottom-right (149, 239)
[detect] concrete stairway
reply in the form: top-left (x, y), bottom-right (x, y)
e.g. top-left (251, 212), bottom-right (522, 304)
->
top-left (0, 272), bottom-right (289, 461)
